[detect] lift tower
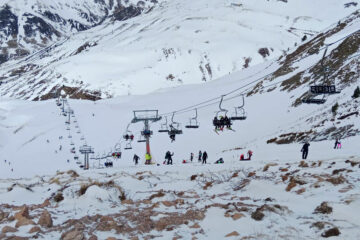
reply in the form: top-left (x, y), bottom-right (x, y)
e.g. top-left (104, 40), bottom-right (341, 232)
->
top-left (79, 145), bottom-right (94, 170)
top-left (131, 110), bottom-right (161, 164)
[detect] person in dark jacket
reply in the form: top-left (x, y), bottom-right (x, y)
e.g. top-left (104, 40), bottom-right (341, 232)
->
top-left (190, 153), bottom-right (194, 162)
top-left (133, 154), bottom-right (140, 165)
top-left (165, 151), bottom-right (174, 165)
top-left (198, 151), bottom-right (202, 162)
top-left (301, 142), bottom-right (310, 159)
top-left (202, 151), bottom-right (208, 164)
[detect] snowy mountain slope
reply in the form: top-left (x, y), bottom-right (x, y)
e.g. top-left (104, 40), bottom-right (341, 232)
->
top-left (1, 10), bottom-right (360, 179)
top-left (0, 0), bottom-right (162, 64)
top-left (0, 0), bottom-right (358, 99)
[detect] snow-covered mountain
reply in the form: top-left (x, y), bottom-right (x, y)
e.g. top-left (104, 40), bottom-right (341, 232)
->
top-left (0, 0), bottom-right (358, 99)
top-left (0, 0), bottom-right (162, 64)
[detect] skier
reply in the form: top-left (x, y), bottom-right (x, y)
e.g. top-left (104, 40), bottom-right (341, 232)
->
top-left (247, 150), bottom-right (253, 160)
top-left (198, 151), bottom-right (202, 162)
top-left (240, 154), bottom-right (245, 161)
top-left (169, 133), bottom-right (176, 142)
top-left (334, 138), bottom-right (341, 149)
top-left (165, 151), bottom-right (174, 165)
top-left (133, 154), bottom-right (140, 165)
top-left (215, 158), bottom-right (224, 164)
top-left (224, 116), bottom-right (231, 129)
top-left (213, 116), bottom-right (219, 130)
top-left (301, 142), bottom-right (310, 160)
top-left (202, 151), bottom-right (208, 164)
top-left (59, 145), bottom-right (62, 151)
top-left (190, 153), bottom-right (194, 162)
top-left (145, 153), bottom-right (152, 165)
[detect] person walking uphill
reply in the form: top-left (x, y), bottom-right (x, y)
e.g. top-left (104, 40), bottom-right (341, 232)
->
top-left (133, 154), bottom-right (140, 165)
top-left (202, 151), bottom-right (208, 164)
top-left (165, 151), bottom-right (174, 165)
top-left (301, 142), bottom-right (310, 160)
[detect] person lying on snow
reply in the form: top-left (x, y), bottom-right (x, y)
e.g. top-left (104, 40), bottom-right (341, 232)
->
top-left (214, 158), bottom-right (224, 164)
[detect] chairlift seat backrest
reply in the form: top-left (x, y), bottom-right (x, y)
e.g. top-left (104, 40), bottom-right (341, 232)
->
top-left (310, 85), bottom-right (337, 94)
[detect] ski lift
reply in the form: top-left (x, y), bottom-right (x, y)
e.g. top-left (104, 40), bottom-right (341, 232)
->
top-left (68, 134), bottom-right (72, 138)
top-left (158, 116), bottom-right (170, 133)
top-left (112, 143), bottom-right (122, 158)
top-left (124, 142), bottom-right (132, 150)
top-left (77, 130), bottom-right (81, 134)
top-left (123, 123), bottom-right (134, 141)
top-left (70, 141), bottom-right (74, 146)
top-left (66, 126), bottom-right (70, 131)
top-left (168, 112), bottom-right (183, 142)
top-left (74, 155), bottom-right (79, 160)
top-left (137, 134), bottom-right (147, 143)
top-left (104, 160), bottom-right (113, 168)
top-left (81, 135), bottom-right (85, 141)
top-left (75, 125), bottom-right (79, 129)
top-left (302, 47), bottom-right (340, 104)
top-left (185, 109), bottom-right (199, 129)
top-left (230, 95), bottom-right (247, 121)
top-left (213, 95), bottom-right (232, 130)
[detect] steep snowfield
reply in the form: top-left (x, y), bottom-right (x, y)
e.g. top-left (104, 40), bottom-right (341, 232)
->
top-left (0, 0), bottom-right (358, 99)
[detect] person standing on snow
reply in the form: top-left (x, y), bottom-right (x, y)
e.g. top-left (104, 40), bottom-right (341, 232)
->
top-left (133, 154), bottom-right (140, 165)
top-left (165, 151), bottom-right (174, 165)
top-left (145, 153), bottom-right (152, 165)
top-left (301, 142), bottom-right (310, 159)
top-left (190, 153), bottom-right (194, 162)
top-left (202, 151), bottom-right (208, 164)
top-left (198, 151), bottom-right (202, 162)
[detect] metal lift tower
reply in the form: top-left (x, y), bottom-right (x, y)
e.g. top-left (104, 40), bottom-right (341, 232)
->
top-left (79, 145), bottom-right (94, 170)
top-left (131, 110), bottom-right (161, 164)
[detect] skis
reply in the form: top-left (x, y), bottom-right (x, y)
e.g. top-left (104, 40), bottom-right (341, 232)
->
top-left (214, 127), bottom-right (235, 134)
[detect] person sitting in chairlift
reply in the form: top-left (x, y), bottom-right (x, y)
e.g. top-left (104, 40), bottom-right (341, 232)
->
top-left (170, 133), bottom-right (176, 142)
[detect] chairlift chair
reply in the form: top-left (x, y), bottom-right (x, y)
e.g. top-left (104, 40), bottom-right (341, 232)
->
top-left (230, 95), bottom-right (247, 121)
top-left (185, 109), bottom-right (200, 129)
top-left (123, 123), bottom-right (134, 141)
top-left (112, 143), bottom-right (122, 158)
top-left (124, 142), bottom-right (132, 150)
top-left (303, 47), bottom-right (340, 105)
top-left (80, 136), bottom-right (85, 141)
top-left (213, 95), bottom-right (232, 129)
top-left (137, 134), bottom-right (147, 143)
top-left (70, 141), bottom-right (74, 146)
top-left (158, 116), bottom-right (170, 133)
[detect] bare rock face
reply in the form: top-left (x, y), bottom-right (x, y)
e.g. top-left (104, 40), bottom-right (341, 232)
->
top-left (61, 229), bottom-right (84, 240)
top-left (38, 210), bottom-right (53, 228)
top-left (2, 225), bottom-right (18, 233)
top-left (88, 235), bottom-right (98, 240)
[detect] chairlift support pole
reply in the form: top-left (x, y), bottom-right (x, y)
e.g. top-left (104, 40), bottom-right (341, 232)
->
top-left (79, 145), bottom-right (94, 170)
top-left (131, 110), bottom-right (161, 164)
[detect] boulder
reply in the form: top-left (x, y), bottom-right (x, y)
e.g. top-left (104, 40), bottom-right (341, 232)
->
top-left (61, 229), bottom-right (84, 240)
top-left (2, 225), bottom-right (18, 233)
top-left (38, 210), bottom-right (53, 228)
top-left (15, 217), bottom-right (35, 228)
